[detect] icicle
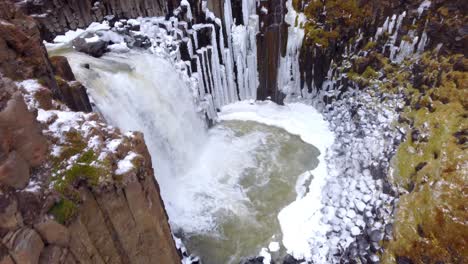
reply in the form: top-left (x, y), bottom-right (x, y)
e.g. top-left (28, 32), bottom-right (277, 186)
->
top-left (417, 1), bottom-right (432, 18)
top-left (278, 0), bottom-right (307, 97)
top-left (417, 31), bottom-right (428, 53)
top-left (382, 17), bottom-right (390, 33)
top-left (388, 14), bottom-right (397, 34)
top-left (395, 12), bottom-right (406, 34)
top-left (195, 57), bottom-right (206, 98)
top-left (180, 0), bottom-right (193, 21)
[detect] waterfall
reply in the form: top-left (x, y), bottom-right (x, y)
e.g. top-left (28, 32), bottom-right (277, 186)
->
top-left (61, 51), bottom-right (208, 198)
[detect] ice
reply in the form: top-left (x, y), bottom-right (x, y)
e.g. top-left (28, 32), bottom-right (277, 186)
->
top-left (418, 0), bottom-right (431, 17)
top-left (279, 0), bottom-right (306, 96)
top-left (180, 0), bottom-right (193, 21)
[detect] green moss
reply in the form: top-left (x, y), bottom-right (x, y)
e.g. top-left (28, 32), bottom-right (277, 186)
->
top-left (302, 0), bottom-right (370, 48)
top-left (49, 198), bottom-right (78, 224)
top-left (361, 66), bottom-right (379, 79)
top-left (401, 35), bottom-right (413, 43)
top-left (305, 26), bottom-right (338, 47)
top-left (77, 149), bottom-right (97, 164)
top-left (51, 147), bottom-right (104, 200)
top-left (383, 53), bottom-right (468, 264)
top-left (58, 131), bottom-right (87, 161)
top-left (363, 41), bottom-right (377, 50)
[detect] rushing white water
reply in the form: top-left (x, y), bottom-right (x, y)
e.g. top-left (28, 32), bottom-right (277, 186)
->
top-left (55, 50), bottom-right (208, 200)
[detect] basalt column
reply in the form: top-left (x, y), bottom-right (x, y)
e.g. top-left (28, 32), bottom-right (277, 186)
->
top-left (257, 0), bottom-right (288, 104)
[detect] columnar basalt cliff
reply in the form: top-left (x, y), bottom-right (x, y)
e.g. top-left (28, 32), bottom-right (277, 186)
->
top-left (13, 0), bottom-right (177, 41)
top-left (291, 0), bottom-right (467, 263)
top-left (2, 0), bottom-right (466, 263)
top-left (0, 1), bottom-right (180, 263)
top-left (18, 0), bottom-right (291, 106)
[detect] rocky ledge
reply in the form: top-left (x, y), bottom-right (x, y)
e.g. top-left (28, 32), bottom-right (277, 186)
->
top-left (0, 1), bottom-right (180, 264)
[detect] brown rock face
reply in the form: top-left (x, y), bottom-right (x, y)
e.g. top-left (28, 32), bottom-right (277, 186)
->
top-left (34, 220), bottom-right (70, 247)
top-left (1, 2), bottom-right (180, 264)
top-left (0, 80), bottom-right (48, 189)
top-left (51, 56), bottom-right (93, 112)
top-left (0, 1), bottom-right (57, 91)
top-left (256, 0), bottom-right (288, 104)
top-left (49, 56), bottom-right (76, 82)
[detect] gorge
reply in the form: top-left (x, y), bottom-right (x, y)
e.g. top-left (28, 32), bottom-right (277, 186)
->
top-left (0, 0), bottom-right (466, 264)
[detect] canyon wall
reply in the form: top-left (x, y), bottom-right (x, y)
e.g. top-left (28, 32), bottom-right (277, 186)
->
top-left (0, 1), bottom-right (180, 263)
top-left (290, 0), bottom-right (467, 263)
top-left (17, 0), bottom-right (289, 105)
top-left (292, 0), bottom-right (467, 97)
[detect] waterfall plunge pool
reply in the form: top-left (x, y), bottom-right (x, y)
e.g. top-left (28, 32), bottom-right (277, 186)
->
top-left (51, 49), bottom-right (334, 263)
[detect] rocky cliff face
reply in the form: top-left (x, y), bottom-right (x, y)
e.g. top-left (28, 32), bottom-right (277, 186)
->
top-left (13, 0), bottom-right (176, 41)
top-left (293, 0), bottom-right (467, 263)
top-left (0, 2), bottom-right (180, 264)
top-left (18, 0), bottom-right (290, 106)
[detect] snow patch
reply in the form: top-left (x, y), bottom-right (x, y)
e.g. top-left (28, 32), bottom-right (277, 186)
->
top-left (115, 152), bottom-right (139, 175)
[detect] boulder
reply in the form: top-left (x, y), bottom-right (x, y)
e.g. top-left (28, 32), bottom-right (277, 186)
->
top-left (72, 37), bottom-right (108, 58)
top-left (7, 228), bottom-right (44, 264)
top-left (131, 35), bottom-right (152, 49)
top-left (34, 220), bottom-right (70, 247)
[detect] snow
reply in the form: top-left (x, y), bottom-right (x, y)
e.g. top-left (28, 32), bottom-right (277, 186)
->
top-left (219, 100), bottom-right (335, 261)
top-left (107, 139), bottom-right (122, 152)
top-left (259, 248), bottom-right (271, 264)
top-left (23, 180), bottom-right (41, 192)
top-left (268, 241), bottom-right (280, 252)
top-left (127, 19), bottom-right (140, 26)
top-left (108, 43), bottom-right (130, 53)
top-left (53, 29), bottom-right (85, 43)
top-left (51, 145), bottom-right (62, 157)
top-left (52, 22), bottom-right (110, 43)
top-left (17, 79), bottom-right (42, 93)
top-left (85, 36), bottom-right (100, 43)
top-left (115, 152), bottom-right (139, 175)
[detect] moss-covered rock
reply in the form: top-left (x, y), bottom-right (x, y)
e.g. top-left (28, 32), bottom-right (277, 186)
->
top-left (382, 53), bottom-right (468, 263)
